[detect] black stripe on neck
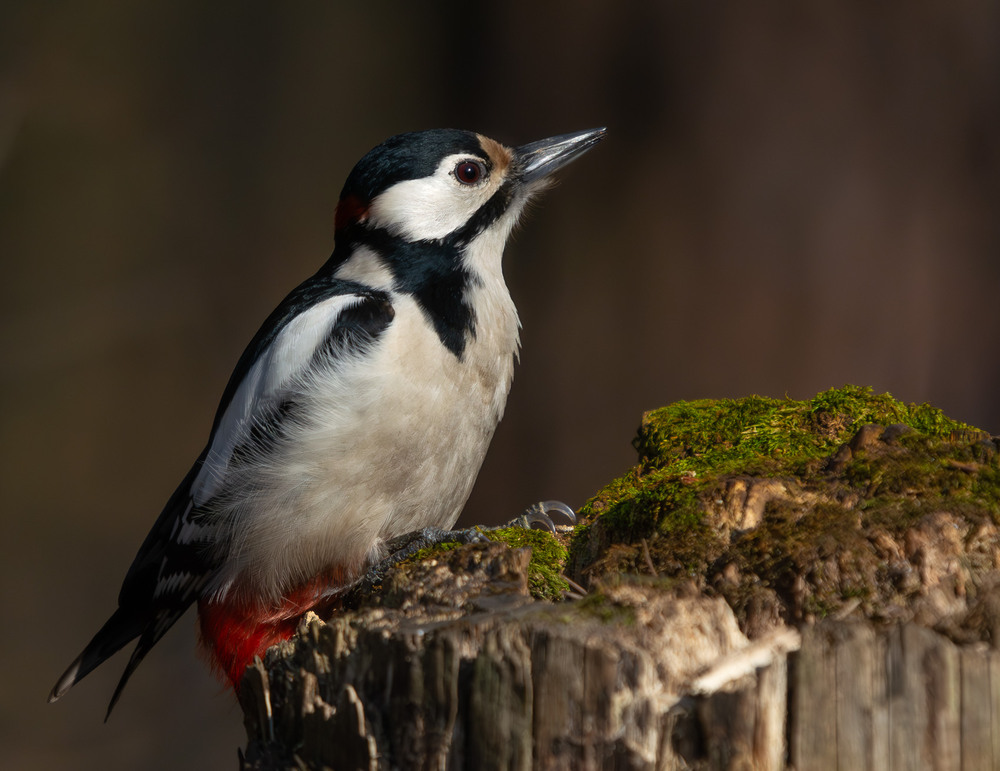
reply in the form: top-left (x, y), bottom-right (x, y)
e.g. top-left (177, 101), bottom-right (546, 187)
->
top-left (326, 183), bottom-right (515, 359)
top-left (348, 230), bottom-right (474, 358)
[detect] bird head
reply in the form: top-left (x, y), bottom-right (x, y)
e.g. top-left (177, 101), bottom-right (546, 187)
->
top-left (333, 128), bottom-right (605, 246)
top-left (328, 128), bottom-right (604, 356)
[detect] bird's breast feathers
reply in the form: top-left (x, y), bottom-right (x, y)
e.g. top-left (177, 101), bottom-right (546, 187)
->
top-left (196, 278), bottom-right (518, 603)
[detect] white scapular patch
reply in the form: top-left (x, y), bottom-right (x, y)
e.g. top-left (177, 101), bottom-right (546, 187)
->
top-left (191, 293), bottom-right (367, 506)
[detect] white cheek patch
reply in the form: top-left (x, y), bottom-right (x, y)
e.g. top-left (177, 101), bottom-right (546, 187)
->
top-left (367, 154), bottom-right (499, 241)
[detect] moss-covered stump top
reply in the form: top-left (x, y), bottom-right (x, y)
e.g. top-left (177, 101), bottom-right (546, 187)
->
top-left (571, 385), bottom-right (1000, 642)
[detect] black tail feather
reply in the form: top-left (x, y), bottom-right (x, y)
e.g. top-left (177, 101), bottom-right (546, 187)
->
top-left (50, 456), bottom-right (209, 717)
top-left (48, 607), bottom-right (144, 704)
top-left (51, 604), bottom-right (190, 719)
top-left (104, 636), bottom-right (153, 721)
top-left (102, 607), bottom-right (186, 719)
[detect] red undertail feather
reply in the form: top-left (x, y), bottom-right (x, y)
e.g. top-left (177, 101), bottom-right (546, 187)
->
top-left (197, 569), bottom-right (349, 689)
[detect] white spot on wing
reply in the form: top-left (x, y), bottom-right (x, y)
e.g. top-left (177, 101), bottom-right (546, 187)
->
top-left (191, 293), bottom-right (367, 505)
top-left (154, 571), bottom-right (193, 598)
top-left (176, 517), bottom-right (216, 545)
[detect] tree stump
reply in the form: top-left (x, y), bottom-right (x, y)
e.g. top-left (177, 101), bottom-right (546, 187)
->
top-left (238, 387), bottom-right (1000, 769)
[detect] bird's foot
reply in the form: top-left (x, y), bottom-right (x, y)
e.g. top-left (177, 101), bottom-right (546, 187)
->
top-left (347, 503), bottom-right (576, 604)
top-left (383, 525), bottom-right (491, 561)
top-left (502, 500), bottom-right (576, 532)
top-left (374, 501), bottom-right (575, 576)
top-left (348, 526), bottom-right (490, 602)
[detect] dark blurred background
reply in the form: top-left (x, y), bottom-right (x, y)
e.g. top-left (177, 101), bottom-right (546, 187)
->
top-left (3, 1), bottom-right (998, 768)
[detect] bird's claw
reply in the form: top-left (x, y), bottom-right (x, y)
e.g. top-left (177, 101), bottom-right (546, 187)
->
top-left (505, 500), bottom-right (576, 533)
top-left (353, 504), bottom-right (575, 600)
top-left (378, 526), bottom-right (490, 570)
top-left (348, 525), bottom-right (491, 601)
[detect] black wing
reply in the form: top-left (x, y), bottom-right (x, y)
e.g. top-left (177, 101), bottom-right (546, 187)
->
top-left (50, 276), bottom-right (394, 717)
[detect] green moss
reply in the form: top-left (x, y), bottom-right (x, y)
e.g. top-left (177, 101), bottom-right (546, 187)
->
top-left (575, 589), bottom-right (638, 625)
top-left (486, 527), bottom-right (571, 601)
top-left (570, 385), bottom-right (999, 631)
top-left (585, 386), bottom-right (980, 527)
top-left (972, 467), bottom-right (1000, 517)
top-left (634, 385), bottom-right (977, 477)
top-left (580, 386), bottom-right (979, 558)
top-left (401, 541), bottom-right (464, 566)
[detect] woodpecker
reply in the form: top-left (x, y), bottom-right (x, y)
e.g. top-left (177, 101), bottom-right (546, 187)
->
top-left (49, 127), bottom-right (605, 718)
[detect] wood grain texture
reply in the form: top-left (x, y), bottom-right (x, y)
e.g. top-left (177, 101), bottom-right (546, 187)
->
top-left (239, 542), bottom-right (1000, 770)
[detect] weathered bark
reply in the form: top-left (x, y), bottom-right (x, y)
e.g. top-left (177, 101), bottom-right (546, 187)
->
top-left (790, 620), bottom-right (1000, 771)
top-left (239, 543), bottom-right (1000, 770)
top-left (239, 543), bottom-right (798, 770)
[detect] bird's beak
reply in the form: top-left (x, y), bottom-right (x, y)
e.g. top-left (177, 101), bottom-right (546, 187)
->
top-left (515, 127), bottom-right (606, 184)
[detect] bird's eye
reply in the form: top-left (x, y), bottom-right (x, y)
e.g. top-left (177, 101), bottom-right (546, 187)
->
top-left (455, 160), bottom-right (484, 185)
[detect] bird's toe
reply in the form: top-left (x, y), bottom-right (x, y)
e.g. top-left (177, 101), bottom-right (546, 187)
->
top-left (505, 500), bottom-right (576, 532)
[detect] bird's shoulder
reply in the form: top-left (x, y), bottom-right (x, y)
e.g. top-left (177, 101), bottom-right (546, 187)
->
top-left (194, 274), bottom-right (395, 501)
top-left (118, 275), bottom-right (395, 610)
top-left (212, 273), bottom-right (394, 434)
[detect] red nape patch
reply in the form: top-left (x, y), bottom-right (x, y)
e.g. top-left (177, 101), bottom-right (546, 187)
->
top-left (334, 194), bottom-right (369, 232)
top-left (197, 570), bottom-right (349, 690)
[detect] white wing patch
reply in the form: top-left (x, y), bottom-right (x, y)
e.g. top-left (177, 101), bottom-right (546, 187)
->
top-left (153, 570), bottom-right (193, 598)
top-left (191, 293), bottom-right (367, 506)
